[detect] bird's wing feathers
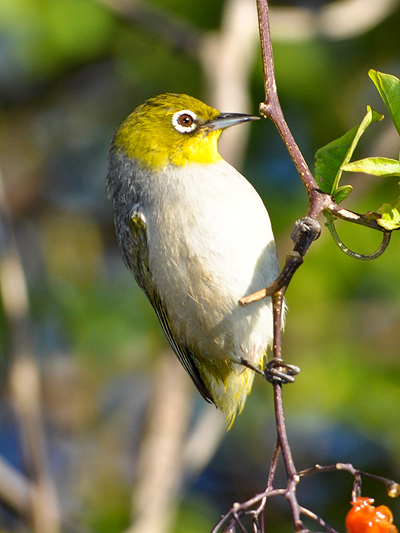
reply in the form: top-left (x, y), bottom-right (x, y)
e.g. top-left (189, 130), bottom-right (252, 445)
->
top-left (152, 292), bottom-right (213, 404)
top-left (129, 208), bottom-right (152, 297)
top-left (130, 208), bottom-right (214, 405)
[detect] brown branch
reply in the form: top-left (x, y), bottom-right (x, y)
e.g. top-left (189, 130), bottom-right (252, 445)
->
top-left (241, 0), bottom-right (396, 308)
top-left (239, 0), bottom-right (331, 308)
top-left (224, 2), bottom-right (400, 533)
top-left (211, 461), bottom-right (399, 533)
top-left (257, 0), bottom-right (324, 204)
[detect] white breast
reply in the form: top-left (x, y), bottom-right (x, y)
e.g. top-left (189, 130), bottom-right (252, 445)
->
top-left (144, 160), bottom-right (279, 365)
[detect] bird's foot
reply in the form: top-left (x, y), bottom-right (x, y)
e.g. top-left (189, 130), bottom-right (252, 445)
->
top-left (265, 358), bottom-right (300, 384)
top-left (291, 217), bottom-right (321, 245)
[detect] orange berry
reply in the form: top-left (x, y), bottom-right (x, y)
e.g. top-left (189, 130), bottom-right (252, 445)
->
top-left (346, 497), bottom-right (398, 533)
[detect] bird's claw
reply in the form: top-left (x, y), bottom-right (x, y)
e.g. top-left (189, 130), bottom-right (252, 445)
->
top-left (291, 217), bottom-right (321, 245)
top-left (265, 358), bottom-right (300, 384)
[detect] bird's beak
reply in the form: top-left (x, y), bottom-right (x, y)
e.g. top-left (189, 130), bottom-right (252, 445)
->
top-left (203, 112), bottom-right (260, 132)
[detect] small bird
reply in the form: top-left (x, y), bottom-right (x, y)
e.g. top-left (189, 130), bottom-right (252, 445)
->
top-left (106, 93), bottom-right (281, 426)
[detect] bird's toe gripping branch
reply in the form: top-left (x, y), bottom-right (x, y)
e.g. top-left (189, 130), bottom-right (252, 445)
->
top-left (264, 358), bottom-right (300, 384)
top-left (238, 357), bottom-right (300, 385)
top-left (291, 216), bottom-right (321, 247)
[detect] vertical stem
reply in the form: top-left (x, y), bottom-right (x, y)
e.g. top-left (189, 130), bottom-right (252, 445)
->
top-left (272, 290), bottom-right (285, 361)
top-left (273, 384), bottom-right (296, 478)
top-left (266, 439), bottom-right (280, 490)
top-left (255, 438), bottom-right (281, 529)
top-left (256, 0), bottom-right (275, 101)
top-left (256, 0), bottom-right (319, 206)
top-left (274, 384), bottom-right (304, 530)
top-left (256, 2), bottom-right (321, 530)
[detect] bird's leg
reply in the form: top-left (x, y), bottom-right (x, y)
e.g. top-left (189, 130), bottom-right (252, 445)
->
top-left (237, 357), bottom-right (266, 378)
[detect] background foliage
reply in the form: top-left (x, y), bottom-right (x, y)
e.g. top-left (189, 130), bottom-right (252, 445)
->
top-left (0, 0), bottom-right (400, 532)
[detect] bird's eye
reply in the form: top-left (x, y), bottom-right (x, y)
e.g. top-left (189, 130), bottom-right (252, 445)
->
top-left (178, 114), bottom-right (193, 126)
top-left (172, 110), bottom-right (198, 133)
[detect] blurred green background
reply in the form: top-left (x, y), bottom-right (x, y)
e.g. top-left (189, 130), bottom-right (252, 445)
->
top-left (0, 0), bottom-right (400, 532)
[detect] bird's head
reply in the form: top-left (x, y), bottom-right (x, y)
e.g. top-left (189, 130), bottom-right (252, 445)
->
top-left (113, 93), bottom-right (259, 170)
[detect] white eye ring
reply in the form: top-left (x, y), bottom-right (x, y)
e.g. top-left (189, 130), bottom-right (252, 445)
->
top-left (172, 110), bottom-right (198, 133)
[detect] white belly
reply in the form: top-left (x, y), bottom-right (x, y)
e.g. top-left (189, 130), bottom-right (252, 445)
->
top-left (146, 160), bottom-right (279, 365)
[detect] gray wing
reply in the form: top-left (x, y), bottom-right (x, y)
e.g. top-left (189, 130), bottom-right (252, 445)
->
top-left (130, 208), bottom-right (214, 405)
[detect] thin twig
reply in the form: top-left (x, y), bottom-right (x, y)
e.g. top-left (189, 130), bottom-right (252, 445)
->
top-left (256, 0), bottom-right (325, 204)
top-left (299, 506), bottom-right (339, 533)
top-left (273, 383), bottom-right (304, 531)
top-left (266, 439), bottom-right (280, 491)
top-left (211, 462), bottom-right (400, 532)
top-left (325, 213), bottom-right (392, 260)
top-left (240, 0), bottom-right (396, 307)
top-left (240, 0), bottom-right (329, 307)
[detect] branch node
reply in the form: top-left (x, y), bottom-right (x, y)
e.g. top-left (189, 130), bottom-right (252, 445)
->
top-left (388, 483), bottom-right (400, 498)
top-left (259, 101), bottom-right (272, 118)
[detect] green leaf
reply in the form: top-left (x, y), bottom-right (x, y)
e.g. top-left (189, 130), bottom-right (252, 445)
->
top-left (369, 70), bottom-right (400, 136)
top-left (341, 157), bottom-right (400, 177)
top-left (376, 202), bottom-right (400, 230)
top-left (334, 185), bottom-right (353, 204)
top-left (315, 125), bottom-right (358, 194)
top-left (392, 187), bottom-right (400, 209)
top-left (315, 106), bottom-right (383, 199)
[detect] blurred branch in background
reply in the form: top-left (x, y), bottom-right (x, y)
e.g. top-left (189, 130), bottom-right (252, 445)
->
top-left (95, 0), bottom-right (201, 56)
top-left (125, 351), bottom-right (226, 533)
top-left (0, 169), bottom-right (60, 532)
top-left (124, 352), bottom-right (190, 533)
top-left (0, 0), bottom-right (399, 531)
top-left (318, 0), bottom-right (399, 39)
top-left (270, 0), bottom-right (400, 41)
top-left (200, 0), bottom-right (259, 167)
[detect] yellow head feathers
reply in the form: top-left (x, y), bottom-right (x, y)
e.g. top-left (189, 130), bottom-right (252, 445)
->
top-left (113, 93), bottom-right (258, 170)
